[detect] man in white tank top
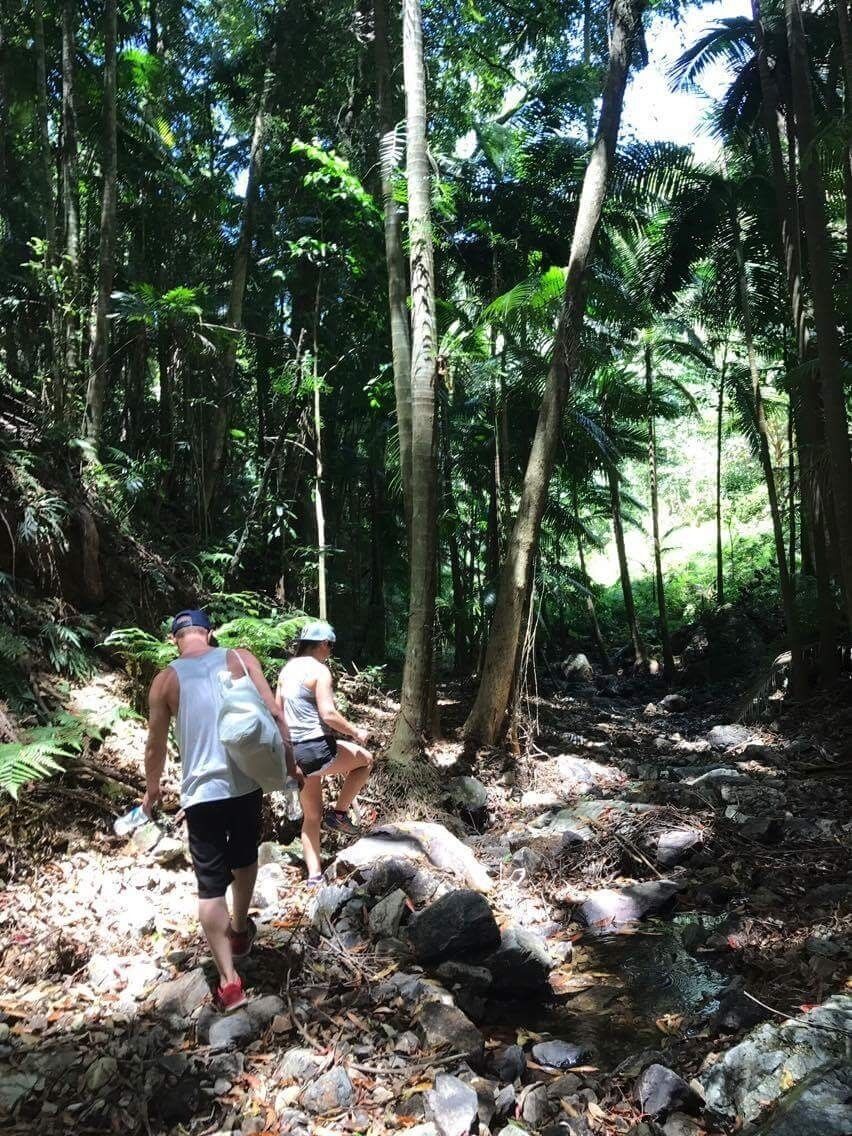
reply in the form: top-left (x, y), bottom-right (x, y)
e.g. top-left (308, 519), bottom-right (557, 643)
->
top-left (143, 609), bottom-right (299, 1013)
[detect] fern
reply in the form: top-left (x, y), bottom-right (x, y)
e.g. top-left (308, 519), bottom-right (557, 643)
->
top-left (216, 614), bottom-right (310, 675)
top-left (103, 627), bottom-right (178, 669)
top-left (0, 624), bottom-right (29, 661)
top-left (0, 711), bottom-right (94, 799)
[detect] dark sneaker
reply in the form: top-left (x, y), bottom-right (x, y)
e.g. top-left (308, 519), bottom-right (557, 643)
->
top-left (305, 874), bottom-right (324, 889)
top-left (227, 916), bottom-right (257, 961)
top-left (213, 977), bottom-right (247, 1013)
top-left (323, 809), bottom-right (361, 837)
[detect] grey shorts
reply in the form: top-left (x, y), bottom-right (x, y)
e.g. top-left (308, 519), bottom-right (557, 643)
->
top-left (293, 735), bottom-right (337, 776)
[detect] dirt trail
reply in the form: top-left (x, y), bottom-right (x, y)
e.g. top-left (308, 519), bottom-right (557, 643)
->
top-left (0, 668), bottom-right (850, 1135)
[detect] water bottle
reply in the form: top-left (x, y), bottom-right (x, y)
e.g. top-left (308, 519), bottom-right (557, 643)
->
top-left (113, 804), bottom-right (152, 837)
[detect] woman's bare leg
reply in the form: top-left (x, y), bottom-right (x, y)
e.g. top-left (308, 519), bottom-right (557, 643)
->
top-left (300, 775), bottom-right (324, 877)
top-left (331, 741), bottom-right (373, 812)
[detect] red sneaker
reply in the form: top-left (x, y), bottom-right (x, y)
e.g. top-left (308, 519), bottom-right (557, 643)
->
top-left (213, 977), bottom-right (247, 1013)
top-left (227, 916), bottom-right (257, 961)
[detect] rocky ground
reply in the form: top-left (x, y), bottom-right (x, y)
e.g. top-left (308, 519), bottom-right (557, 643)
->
top-left (0, 663), bottom-right (850, 1136)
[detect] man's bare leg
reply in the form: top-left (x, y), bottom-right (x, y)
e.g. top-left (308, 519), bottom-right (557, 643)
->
top-left (230, 862), bottom-right (258, 934)
top-left (198, 897), bottom-right (238, 987)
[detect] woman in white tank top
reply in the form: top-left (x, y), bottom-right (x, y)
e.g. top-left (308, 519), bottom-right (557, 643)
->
top-left (277, 620), bottom-right (373, 885)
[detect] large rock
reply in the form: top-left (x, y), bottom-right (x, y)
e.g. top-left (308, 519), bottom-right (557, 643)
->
top-left (425, 1074), bottom-right (478, 1136)
top-left (531, 1040), bottom-right (587, 1070)
top-left (197, 994), bottom-right (284, 1051)
top-left (492, 1044), bottom-right (526, 1083)
top-left (409, 890), bottom-right (500, 962)
top-left (707, 724), bottom-right (754, 750)
top-left (152, 967), bottom-right (210, 1017)
top-left (334, 822), bottom-right (492, 893)
top-left (275, 1047), bottom-right (321, 1083)
top-left (551, 755), bottom-right (626, 796)
top-left (752, 1063), bottom-right (852, 1135)
top-left (656, 828), bottom-right (703, 867)
top-left (447, 777), bottom-right (488, 811)
top-left (699, 994), bottom-right (852, 1123)
top-left (310, 883), bottom-right (357, 936)
top-left (301, 1066), bottom-right (353, 1114)
top-left (369, 889), bottom-right (408, 939)
top-left (561, 654), bottom-right (593, 683)
top-left (578, 880), bottom-right (682, 934)
top-left (634, 1064), bottom-right (700, 1117)
top-left (485, 927), bottom-right (553, 995)
top-left (416, 1001), bottom-right (484, 1058)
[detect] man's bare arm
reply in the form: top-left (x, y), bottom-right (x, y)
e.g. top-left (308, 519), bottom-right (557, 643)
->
top-left (143, 669), bottom-right (173, 814)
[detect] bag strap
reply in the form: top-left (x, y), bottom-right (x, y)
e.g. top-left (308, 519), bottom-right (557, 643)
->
top-left (228, 648), bottom-right (251, 680)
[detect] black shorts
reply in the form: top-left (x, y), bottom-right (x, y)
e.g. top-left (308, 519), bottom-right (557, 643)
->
top-left (185, 788), bottom-right (263, 899)
top-left (293, 735), bottom-right (337, 776)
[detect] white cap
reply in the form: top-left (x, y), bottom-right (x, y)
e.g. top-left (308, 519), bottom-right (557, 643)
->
top-left (299, 620), bottom-right (336, 642)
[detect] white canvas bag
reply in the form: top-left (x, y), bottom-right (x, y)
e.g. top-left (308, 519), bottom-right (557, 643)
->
top-left (217, 650), bottom-right (289, 793)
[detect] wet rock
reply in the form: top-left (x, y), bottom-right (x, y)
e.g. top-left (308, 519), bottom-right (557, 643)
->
top-left (152, 967), bottom-right (210, 1017)
top-left (485, 927), bottom-right (553, 994)
top-left (425, 1074), bottom-right (478, 1136)
top-left (369, 888), bottom-right (408, 938)
top-left (659, 694), bottom-right (688, 713)
top-left (578, 879), bottom-right (682, 934)
top-left (562, 654), bottom-right (593, 683)
top-left (699, 994), bottom-right (852, 1123)
top-left (409, 890), bottom-right (500, 962)
top-left (416, 1000), bottom-right (484, 1057)
top-left (532, 1040), bottom-right (587, 1070)
top-left (715, 988), bottom-right (772, 1032)
top-left (436, 961), bottom-right (492, 995)
top-left (492, 1044), bottom-right (526, 1083)
top-left (656, 828), bottom-right (703, 868)
top-left (333, 821), bottom-right (492, 893)
top-left (547, 1073), bottom-right (583, 1099)
top-left (447, 777), bottom-right (488, 811)
top-left (707, 724), bottom-right (753, 750)
top-left (751, 1062), bottom-right (852, 1136)
top-left (130, 821), bottom-right (162, 854)
top-left (634, 1064), bottom-right (700, 1118)
top-left (275, 1047), bottom-right (321, 1083)
top-left (301, 1066), bottom-right (353, 1114)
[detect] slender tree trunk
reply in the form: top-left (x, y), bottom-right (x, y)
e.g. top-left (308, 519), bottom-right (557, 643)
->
top-left (787, 379), bottom-right (796, 583)
top-left (204, 48), bottom-right (275, 510)
top-left (608, 465), bottom-right (646, 666)
top-left (731, 203), bottom-right (805, 696)
top-left (753, 0), bottom-right (837, 678)
top-left (363, 453), bottom-right (388, 659)
top-left (374, 0), bottom-right (413, 528)
top-left (644, 346), bottom-right (674, 676)
top-left (34, 0), bottom-right (61, 411)
top-left (835, 0), bottom-right (852, 334)
top-left (785, 0), bottom-right (852, 631)
top-left (83, 0), bottom-right (118, 451)
top-left (312, 288), bottom-right (328, 621)
top-left (61, 0), bottom-right (80, 389)
top-left (716, 361), bottom-right (725, 605)
top-left (387, 0), bottom-right (439, 763)
top-left (463, 0), bottom-right (646, 747)
top-left (441, 396), bottom-right (468, 669)
top-left (574, 490), bottom-right (610, 669)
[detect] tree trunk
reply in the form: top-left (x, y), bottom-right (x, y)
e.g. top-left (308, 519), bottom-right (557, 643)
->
top-left (731, 202), bottom-right (805, 697)
top-left (608, 465), bottom-right (646, 666)
top-left (574, 489), bottom-right (610, 669)
top-left (387, 0), bottom-right (439, 763)
top-left (785, 0), bottom-right (852, 631)
top-left (204, 48), bottom-right (275, 510)
top-left (33, 0), bottom-right (60, 411)
top-left (463, 0), bottom-right (646, 747)
top-left (442, 395), bottom-right (468, 669)
top-left (363, 453), bottom-right (387, 659)
top-left (645, 345), bottom-right (674, 676)
top-left (312, 293), bottom-right (328, 621)
top-left (61, 0), bottom-right (80, 389)
top-left (83, 0), bottom-right (118, 451)
top-left (374, 0), bottom-right (413, 528)
top-left (716, 361), bottom-right (725, 605)
top-left (835, 0), bottom-right (852, 335)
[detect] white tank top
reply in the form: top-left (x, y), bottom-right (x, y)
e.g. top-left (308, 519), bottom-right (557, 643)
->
top-left (279, 658), bottom-right (328, 742)
top-left (169, 648), bottom-right (259, 808)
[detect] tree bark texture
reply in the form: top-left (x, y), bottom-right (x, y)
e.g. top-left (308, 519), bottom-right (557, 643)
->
top-left (715, 365), bottom-right (725, 605)
top-left (608, 465), bottom-right (646, 666)
top-left (61, 0), bottom-right (80, 386)
top-left (645, 346), bottom-right (674, 676)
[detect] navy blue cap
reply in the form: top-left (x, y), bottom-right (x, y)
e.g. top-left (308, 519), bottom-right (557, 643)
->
top-left (171, 609), bottom-right (212, 635)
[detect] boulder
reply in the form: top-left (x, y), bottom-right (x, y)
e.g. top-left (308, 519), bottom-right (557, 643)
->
top-left (197, 994), bottom-right (284, 1051)
top-left (301, 1066), bottom-right (353, 1114)
top-left (425, 1074), bottom-right (478, 1136)
top-left (551, 754), bottom-right (626, 795)
top-left (535, 799), bottom-right (656, 844)
top-left (359, 856), bottom-right (441, 906)
top-left (485, 927), bottom-right (553, 995)
top-left (707, 724), bottom-right (753, 750)
top-left (152, 967), bottom-right (210, 1017)
top-left (416, 1001), bottom-right (484, 1058)
top-left (634, 1064), bottom-right (700, 1118)
top-left (578, 880), bottom-right (682, 935)
top-left (752, 1063), bottom-right (852, 1136)
top-left (699, 994), bottom-right (852, 1123)
top-left (531, 1040), bottom-right (587, 1070)
top-left (369, 889), bottom-right (408, 939)
top-left (334, 822), bottom-right (492, 893)
top-left (447, 777), bottom-right (488, 811)
top-left (656, 828), bottom-right (703, 868)
top-left (435, 961), bottom-right (492, 995)
top-left (409, 890), bottom-right (500, 962)
top-left (492, 1044), bottom-right (526, 1083)
top-left (152, 835), bottom-right (186, 865)
top-left (561, 654), bottom-right (593, 683)
top-left (659, 694), bottom-right (688, 713)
